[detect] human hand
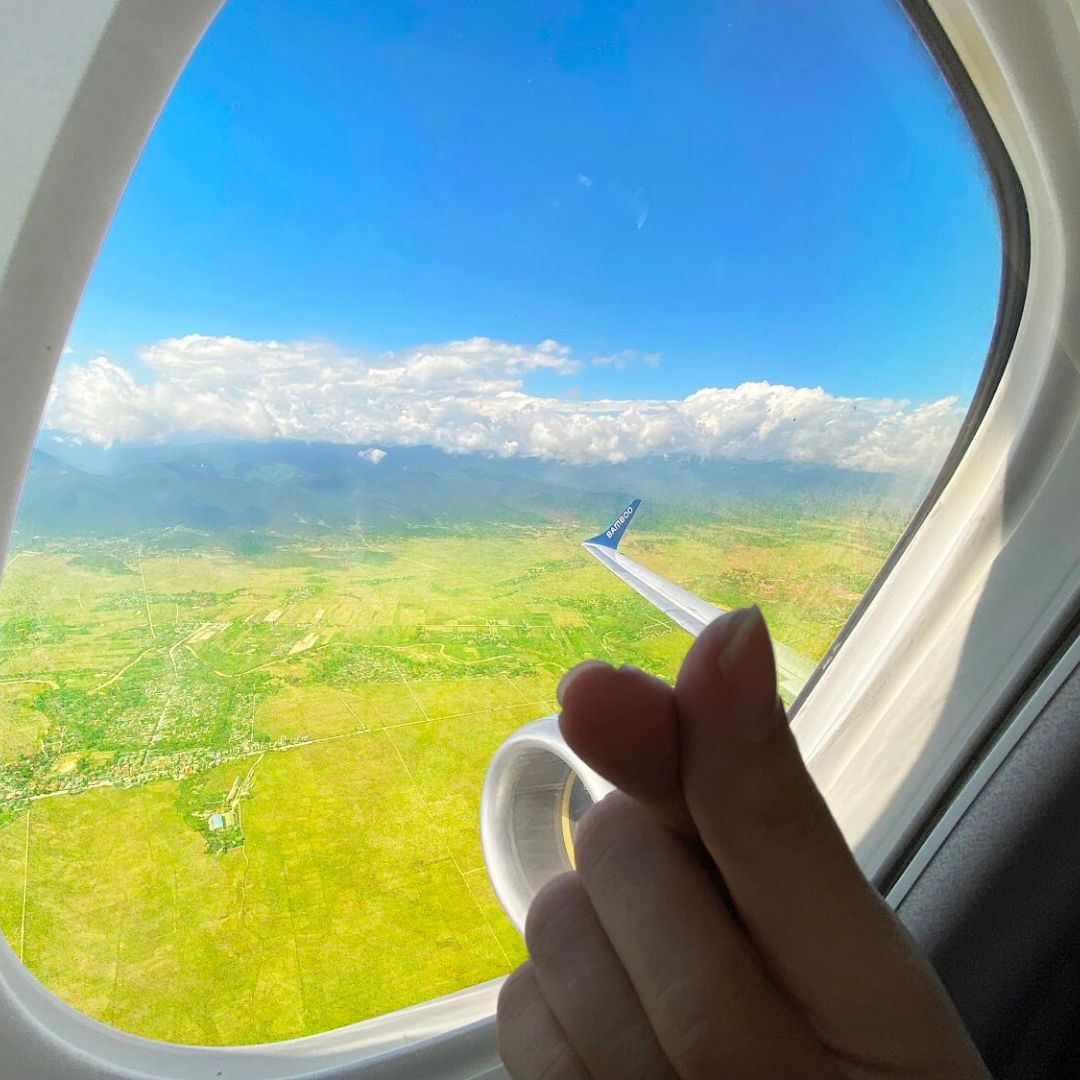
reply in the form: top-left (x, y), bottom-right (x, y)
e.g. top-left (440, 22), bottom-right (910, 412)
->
top-left (497, 606), bottom-right (989, 1079)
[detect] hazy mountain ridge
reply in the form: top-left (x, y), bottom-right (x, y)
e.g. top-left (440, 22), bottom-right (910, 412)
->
top-left (15, 440), bottom-right (927, 542)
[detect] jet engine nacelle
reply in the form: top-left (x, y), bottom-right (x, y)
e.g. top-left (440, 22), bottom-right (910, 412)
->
top-left (480, 716), bottom-right (613, 933)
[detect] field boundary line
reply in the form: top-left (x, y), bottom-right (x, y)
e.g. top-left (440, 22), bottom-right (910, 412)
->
top-left (137, 553), bottom-right (156, 642)
top-left (332, 690), bottom-right (367, 732)
top-left (18, 806), bottom-right (30, 961)
top-left (387, 660), bottom-right (512, 968)
top-left (391, 659), bottom-right (429, 723)
top-left (380, 726), bottom-right (513, 970)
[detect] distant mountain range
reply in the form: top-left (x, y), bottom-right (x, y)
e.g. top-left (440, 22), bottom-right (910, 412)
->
top-left (12, 439), bottom-right (928, 542)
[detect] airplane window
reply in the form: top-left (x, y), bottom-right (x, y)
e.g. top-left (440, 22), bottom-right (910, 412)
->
top-left (0, 0), bottom-right (1000, 1046)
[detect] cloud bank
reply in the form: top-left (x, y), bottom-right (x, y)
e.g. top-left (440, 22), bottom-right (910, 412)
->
top-left (45, 334), bottom-right (964, 473)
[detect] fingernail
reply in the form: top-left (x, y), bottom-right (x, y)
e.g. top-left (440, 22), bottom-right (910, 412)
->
top-left (556, 659), bottom-right (612, 706)
top-left (716, 607), bottom-right (761, 678)
top-left (716, 606), bottom-right (784, 741)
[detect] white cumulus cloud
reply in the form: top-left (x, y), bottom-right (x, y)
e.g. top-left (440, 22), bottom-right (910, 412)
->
top-left (43, 334), bottom-right (965, 474)
top-left (358, 447), bottom-right (387, 464)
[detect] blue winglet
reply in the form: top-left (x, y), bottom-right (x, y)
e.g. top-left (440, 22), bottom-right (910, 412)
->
top-left (585, 498), bottom-right (641, 550)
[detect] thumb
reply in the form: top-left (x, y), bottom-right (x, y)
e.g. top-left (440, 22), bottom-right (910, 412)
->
top-left (674, 607), bottom-right (985, 1073)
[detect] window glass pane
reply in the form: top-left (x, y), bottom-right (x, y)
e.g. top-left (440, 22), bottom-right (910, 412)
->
top-left (0, 0), bottom-right (999, 1044)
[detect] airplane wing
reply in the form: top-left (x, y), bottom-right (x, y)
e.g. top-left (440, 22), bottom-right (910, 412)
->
top-left (582, 499), bottom-right (817, 703)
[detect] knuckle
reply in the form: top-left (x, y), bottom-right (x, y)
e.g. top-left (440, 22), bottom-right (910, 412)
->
top-left (666, 1011), bottom-right (716, 1076)
top-left (497, 962), bottom-right (536, 1025)
top-left (739, 762), bottom-right (836, 850)
top-left (652, 975), bottom-right (720, 1076)
top-left (524, 872), bottom-right (586, 960)
top-left (534, 1049), bottom-right (583, 1080)
top-left (573, 790), bottom-right (644, 879)
top-left (497, 963), bottom-right (587, 1080)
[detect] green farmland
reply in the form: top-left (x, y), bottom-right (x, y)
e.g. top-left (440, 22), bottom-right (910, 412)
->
top-left (0, 511), bottom-right (901, 1044)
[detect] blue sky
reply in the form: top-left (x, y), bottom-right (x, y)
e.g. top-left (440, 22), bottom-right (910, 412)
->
top-left (52, 0), bottom-right (1002, 470)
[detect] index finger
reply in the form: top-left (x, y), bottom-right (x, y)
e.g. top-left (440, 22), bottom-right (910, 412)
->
top-left (557, 660), bottom-right (695, 835)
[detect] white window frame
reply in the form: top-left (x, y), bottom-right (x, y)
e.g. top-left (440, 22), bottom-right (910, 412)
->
top-left (1, 0), bottom-right (1079, 1075)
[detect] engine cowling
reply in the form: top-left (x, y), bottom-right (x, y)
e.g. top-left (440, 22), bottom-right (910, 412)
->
top-left (480, 716), bottom-right (614, 934)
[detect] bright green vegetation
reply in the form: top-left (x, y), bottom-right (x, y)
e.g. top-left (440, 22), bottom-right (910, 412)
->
top-left (0, 509), bottom-right (903, 1044)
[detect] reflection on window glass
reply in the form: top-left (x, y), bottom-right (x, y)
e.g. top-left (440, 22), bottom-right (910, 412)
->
top-left (0, 0), bottom-right (998, 1045)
